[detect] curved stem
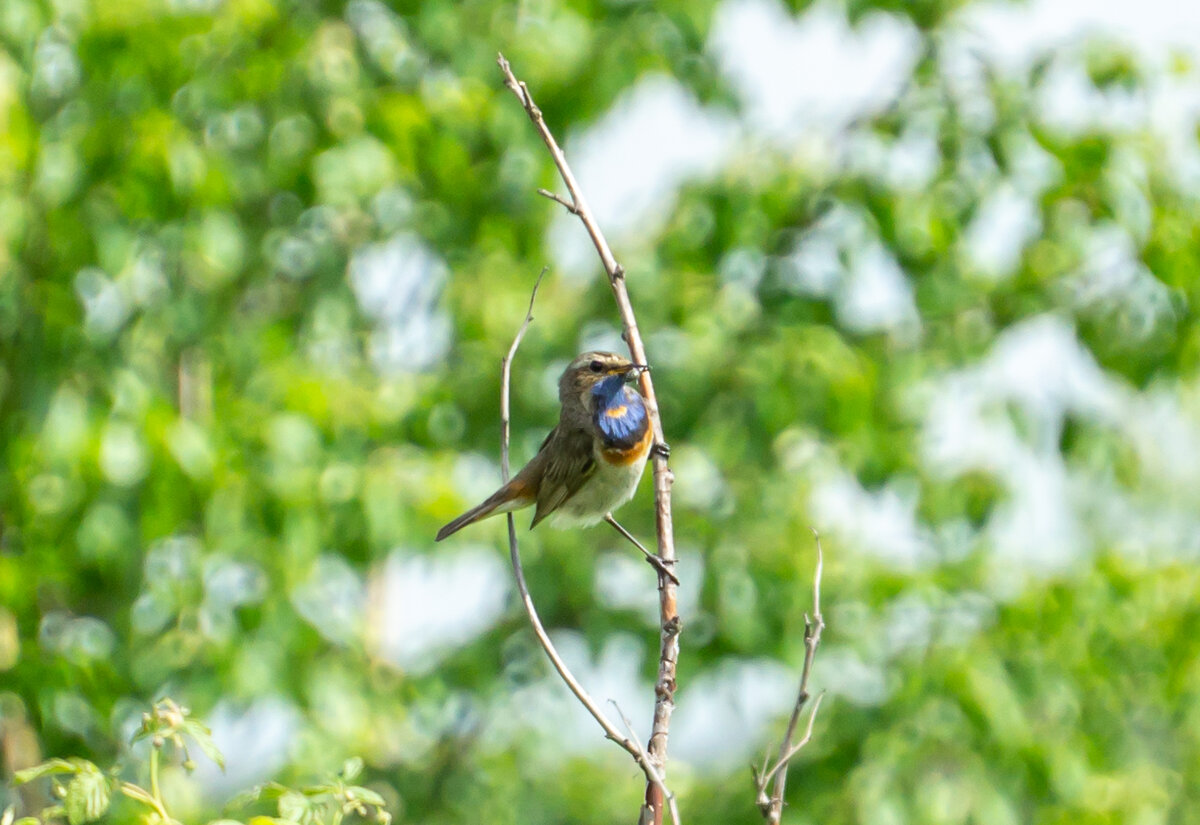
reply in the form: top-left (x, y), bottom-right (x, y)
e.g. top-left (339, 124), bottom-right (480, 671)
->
top-left (149, 748), bottom-right (162, 811)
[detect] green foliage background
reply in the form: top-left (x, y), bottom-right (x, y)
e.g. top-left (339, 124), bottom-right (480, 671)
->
top-left (3, 0), bottom-right (1200, 823)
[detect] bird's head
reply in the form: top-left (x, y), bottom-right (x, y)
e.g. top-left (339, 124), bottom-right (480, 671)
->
top-left (559, 351), bottom-right (647, 403)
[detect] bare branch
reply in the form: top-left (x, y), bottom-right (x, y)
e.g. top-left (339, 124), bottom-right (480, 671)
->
top-left (498, 53), bottom-right (682, 825)
top-left (498, 269), bottom-right (679, 817)
top-left (755, 530), bottom-right (827, 823)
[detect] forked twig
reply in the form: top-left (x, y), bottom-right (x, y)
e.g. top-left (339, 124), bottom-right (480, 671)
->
top-left (754, 693), bottom-right (824, 789)
top-left (754, 529), bottom-right (827, 823)
top-left (610, 700), bottom-right (681, 825)
top-left (499, 270), bottom-right (680, 825)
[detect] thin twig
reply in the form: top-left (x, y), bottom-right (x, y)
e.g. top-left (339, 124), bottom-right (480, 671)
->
top-left (498, 53), bottom-right (682, 825)
top-left (755, 529), bottom-right (826, 823)
top-left (499, 269), bottom-right (679, 817)
top-left (537, 188), bottom-right (581, 214)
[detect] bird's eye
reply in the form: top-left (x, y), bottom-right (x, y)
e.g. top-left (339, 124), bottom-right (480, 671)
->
top-left (588, 360), bottom-right (603, 373)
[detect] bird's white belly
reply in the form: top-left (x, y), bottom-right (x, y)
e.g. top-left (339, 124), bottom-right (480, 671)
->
top-left (549, 447), bottom-right (649, 527)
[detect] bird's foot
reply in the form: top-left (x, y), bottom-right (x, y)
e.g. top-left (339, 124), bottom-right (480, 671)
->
top-left (645, 554), bottom-right (680, 587)
top-left (604, 513), bottom-right (679, 586)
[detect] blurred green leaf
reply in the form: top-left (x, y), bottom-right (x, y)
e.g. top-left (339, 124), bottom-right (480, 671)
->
top-left (64, 769), bottom-right (111, 825)
top-left (183, 719), bottom-right (225, 771)
top-left (277, 791), bottom-right (310, 825)
top-left (13, 758), bottom-right (94, 784)
top-left (341, 756), bottom-right (363, 782)
top-left (344, 787), bottom-right (385, 808)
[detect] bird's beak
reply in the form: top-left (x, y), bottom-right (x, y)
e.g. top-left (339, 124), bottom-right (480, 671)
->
top-left (619, 363), bottom-right (650, 379)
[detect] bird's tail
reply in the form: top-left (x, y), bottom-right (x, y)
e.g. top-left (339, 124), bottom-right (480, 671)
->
top-left (435, 479), bottom-right (534, 541)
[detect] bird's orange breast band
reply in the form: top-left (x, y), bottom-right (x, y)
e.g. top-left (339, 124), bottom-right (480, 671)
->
top-left (602, 424), bottom-right (653, 466)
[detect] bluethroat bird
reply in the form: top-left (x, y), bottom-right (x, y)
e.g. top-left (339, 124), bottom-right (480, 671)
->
top-left (436, 351), bottom-right (674, 580)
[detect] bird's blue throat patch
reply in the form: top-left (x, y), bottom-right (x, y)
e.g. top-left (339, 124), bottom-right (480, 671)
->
top-left (591, 374), bottom-right (648, 450)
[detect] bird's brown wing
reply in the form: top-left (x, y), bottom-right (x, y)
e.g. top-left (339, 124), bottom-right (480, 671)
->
top-left (529, 425), bottom-right (596, 527)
